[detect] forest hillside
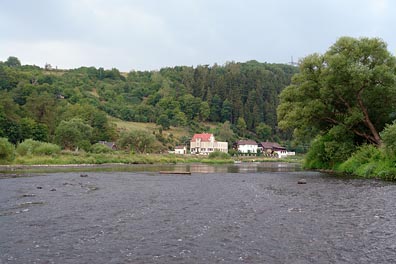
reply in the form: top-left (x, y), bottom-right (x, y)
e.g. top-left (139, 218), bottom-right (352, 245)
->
top-left (0, 56), bottom-right (299, 152)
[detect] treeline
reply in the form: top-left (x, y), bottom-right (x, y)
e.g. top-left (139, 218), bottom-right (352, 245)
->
top-left (0, 56), bottom-right (298, 152)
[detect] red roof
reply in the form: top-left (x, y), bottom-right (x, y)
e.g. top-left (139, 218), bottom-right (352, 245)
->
top-left (191, 133), bottom-right (213, 142)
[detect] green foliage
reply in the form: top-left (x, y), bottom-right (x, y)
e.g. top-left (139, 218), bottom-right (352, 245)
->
top-left (338, 144), bottom-right (382, 174)
top-left (304, 126), bottom-right (356, 169)
top-left (256, 123), bottom-right (272, 141)
top-left (117, 130), bottom-right (156, 153)
top-left (90, 143), bottom-right (114, 154)
top-left (33, 142), bottom-right (61, 155)
top-left (336, 144), bottom-right (396, 180)
top-left (380, 121), bottom-right (396, 157)
top-left (0, 55), bottom-right (298, 151)
top-left (17, 139), bottom-right (61, 156)
top-left (16, 139), bottom-right (40, 155)
top-left (304, 135), bottom-right (328, 169)
top-left (5, 56), bottom-right (21, 68)
top-left (156, 114), bottom-right (170, 130)
top-left (236, 117), bottom-right (247, 137)
top-left (208, 151), bottom-right (231, 159)
top-left (215, 121), bottom-right (235, 142)
top-left (278, 37), bottom-right (396, 146)
top-left (0, 137), bottom-right (15, 162)
top-left (55, 118), bottom-right (93, 150)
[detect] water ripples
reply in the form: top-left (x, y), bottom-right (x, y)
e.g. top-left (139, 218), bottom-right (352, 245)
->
top-left (1, 167), bottom-right (396, 263)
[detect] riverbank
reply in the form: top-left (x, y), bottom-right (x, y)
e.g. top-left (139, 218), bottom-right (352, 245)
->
top-left (0, 151), bottom-right (303, 169)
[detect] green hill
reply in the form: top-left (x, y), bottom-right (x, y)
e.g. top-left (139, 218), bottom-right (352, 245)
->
top-left (0, 56), bottom-right (298, 152)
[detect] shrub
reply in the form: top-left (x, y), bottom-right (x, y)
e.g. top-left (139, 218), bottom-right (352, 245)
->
top-left (380, 121), bottom-right (396, 157)
top-left (304, 126), bottom-right (356, 169)
top-left (33, 142), bottom-right (61, 155)
top-left (16, 139), bottom-right (61, 156)
top-left (0, 137), bottom-right (15, 162)
top-left (378, 168), bottom-right (396, 181)
top-left (208, 151), bottom-right (231, 159)
top-left (90, 143), bottom-right (114, 154)
top-left (338, 144), bottom-right (384, 176)
top-left (304, 135), bottom-right (327, 169)
top-left (16, 139), bottom-right (41, 156)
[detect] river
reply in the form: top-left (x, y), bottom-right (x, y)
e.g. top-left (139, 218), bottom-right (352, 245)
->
top-left (1, 163), bottom-right (396, 263)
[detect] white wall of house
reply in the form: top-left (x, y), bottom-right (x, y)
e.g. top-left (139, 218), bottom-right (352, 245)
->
top-left (238, 144), bottom-right (258, 153)
top-left (275, 151), bottom-right (295, 158)
top-left (175, 147), bottom-right (187, 154)
top-left (190, 138), bottom-right (228, 154)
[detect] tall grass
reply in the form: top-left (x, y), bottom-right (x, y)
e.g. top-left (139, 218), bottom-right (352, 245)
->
top-left (337, 144), bottom-right (396, 180)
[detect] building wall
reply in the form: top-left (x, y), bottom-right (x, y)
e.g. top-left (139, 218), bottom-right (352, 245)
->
top-left (238, 144), bottom-right (258, 153)
top-left (175, 147), bottom-right (186, 154)
top-left (190, 140), bottom-right (228, 154)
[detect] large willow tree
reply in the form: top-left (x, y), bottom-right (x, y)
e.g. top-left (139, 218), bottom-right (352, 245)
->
top-left (278, 37), bottom-right (396, 146)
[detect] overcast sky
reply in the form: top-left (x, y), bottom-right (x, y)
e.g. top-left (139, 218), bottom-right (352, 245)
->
top-left (1, 0), bottom-right (395, 71)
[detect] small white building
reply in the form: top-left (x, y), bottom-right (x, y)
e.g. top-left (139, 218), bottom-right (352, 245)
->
top-left (174, 146), bottom-right (187, 155)
top-left (190, 133), bottom-right (228, 155)
top-left (236, 140), bottom-right (258, 154)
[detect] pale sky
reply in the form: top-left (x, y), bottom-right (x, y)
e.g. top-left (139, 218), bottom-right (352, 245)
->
top-left (1, 0), bottom-right (395, 71)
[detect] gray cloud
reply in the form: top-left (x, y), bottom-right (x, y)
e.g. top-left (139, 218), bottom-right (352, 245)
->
top-left (1, 0), bottom-right (395, 71)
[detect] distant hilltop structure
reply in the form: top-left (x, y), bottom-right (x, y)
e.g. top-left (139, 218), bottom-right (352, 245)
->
top-left (289, 56), bottom-right (299, 66)
top-left (45, 63), bottom-right (58, 70)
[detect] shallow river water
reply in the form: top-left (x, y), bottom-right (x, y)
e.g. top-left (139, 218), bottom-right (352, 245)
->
top-left (1, 163), bottom-right (396, 263)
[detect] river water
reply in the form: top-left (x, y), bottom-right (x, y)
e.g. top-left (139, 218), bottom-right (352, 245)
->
top-left (1, 163), bottom-right (396, 263)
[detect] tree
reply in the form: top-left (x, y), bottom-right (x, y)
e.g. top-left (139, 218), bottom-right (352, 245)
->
top-left (216, 121), bottom-right (235, 142)
top-left (199, 101), bottom-right (210, 121)
top-left (24, 92), bottom-right (58, 134)
top-left (256, 123), bottom-right (272, 141)
top-left (55, 118), bottom-right (93, 150)
top-left (278, 37), bottom-right (396, 146)
top-left (117, 130), bottom-right (156, 153)
top-left (221, 99), bottom-right (232, 122)
top-left (209, 94), bottom-right (222, 122)
top-left (5, 56), bottom-right (21, 68)
top-left (236, 117), bottom-right (247, 137)
top-left (0, 137), bottom-right (15, 162)
top-left (19, 117), bottom-right (49, 142)
top-left (156, 114), bottom-right (170, 130)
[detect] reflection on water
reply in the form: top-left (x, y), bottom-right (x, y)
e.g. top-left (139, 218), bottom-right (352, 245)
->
top-left (185, 162), bottom-right (301, 173)
top-left (0, 162), bottom-right (301, 176)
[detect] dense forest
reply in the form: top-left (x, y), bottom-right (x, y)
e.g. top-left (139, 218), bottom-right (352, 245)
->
top-left (0, 56), bottom-right (298, 152)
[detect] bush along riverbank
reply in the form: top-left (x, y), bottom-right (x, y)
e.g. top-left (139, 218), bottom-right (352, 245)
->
top-left (336, 145), bottom-right (396, 181)
top-left (303, 122), bottom-right (396, 181)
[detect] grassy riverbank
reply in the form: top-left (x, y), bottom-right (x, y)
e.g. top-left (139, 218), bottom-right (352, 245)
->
top-left (2, 151), bottom-right (303, 167)
top-left (334, 145), bottom-right (396, 181)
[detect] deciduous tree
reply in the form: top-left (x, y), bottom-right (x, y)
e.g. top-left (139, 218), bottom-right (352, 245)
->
top-left (278, 37), bottom-right (396, 146)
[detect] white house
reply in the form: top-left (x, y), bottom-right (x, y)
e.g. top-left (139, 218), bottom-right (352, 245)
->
top-left (190, 133), bottom-right (228, 155)
top-left (174, 146), bottom-right (187, 155)
top-left (236, 140), bottom-right (258, 154)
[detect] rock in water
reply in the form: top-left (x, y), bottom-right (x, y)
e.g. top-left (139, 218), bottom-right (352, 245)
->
top-left (297, 179), bottom-right (307, 184)
top-left (80, 174), bottom-right (88, 177)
